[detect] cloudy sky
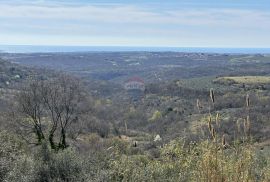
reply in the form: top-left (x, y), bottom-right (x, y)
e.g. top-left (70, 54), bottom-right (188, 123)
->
top-left (1, 0), bottom-right (270, 47)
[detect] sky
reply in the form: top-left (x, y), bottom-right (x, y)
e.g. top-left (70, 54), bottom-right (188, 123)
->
top-left (0, 0), bottom-right (270, 48)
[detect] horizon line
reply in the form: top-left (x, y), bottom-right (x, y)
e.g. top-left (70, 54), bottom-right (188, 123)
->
top-left (1, 44), bottom-right (270, 49)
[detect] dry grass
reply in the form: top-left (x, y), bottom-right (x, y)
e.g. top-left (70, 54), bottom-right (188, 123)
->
top-left (230, 55), bottom-right (270, 63)
top-left (214, 76), bottom-right (270, 84)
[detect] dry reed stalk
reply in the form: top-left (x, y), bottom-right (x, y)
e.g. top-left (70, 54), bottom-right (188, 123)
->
top-left (246, 94), bottom-right (250, 108)
top-left (208, 115), bottom-right (212, 133)
top-left (222, 134), bottom-right (226, 147)
top-left (244, 116), bottom-right (251, 137)
top-left (215, 112), bottom-right (220, 127)
top-left (197, 99), bottom-right (202, 113)
top-left (236, 119), bottom-right (242, 133)
top-left (211, 127), bottom-right (216, 141)
top-left (243, 119), bottom-right (246, 133)
top-left (245, 94), bottom-right (251, 141)
top-left (210, 88), bottom-right (215, 104)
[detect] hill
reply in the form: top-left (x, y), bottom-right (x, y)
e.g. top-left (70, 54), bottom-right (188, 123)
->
top-left (0, 52), bottom-right (270, 181)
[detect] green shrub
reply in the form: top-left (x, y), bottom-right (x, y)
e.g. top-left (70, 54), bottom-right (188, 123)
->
top-left (32, 143), bottom-right (87, 182)
top-left (0, 130), bottom-right (27, 181)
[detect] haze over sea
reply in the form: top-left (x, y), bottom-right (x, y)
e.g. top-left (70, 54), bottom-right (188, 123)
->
top-left (0, 45), bottom-right (270, 54)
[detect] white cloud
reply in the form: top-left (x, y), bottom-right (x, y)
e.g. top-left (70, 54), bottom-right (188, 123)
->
top-left (0, 1), bottom-right (270, 47)
top-left (0, 3), bottom-right (270, 26)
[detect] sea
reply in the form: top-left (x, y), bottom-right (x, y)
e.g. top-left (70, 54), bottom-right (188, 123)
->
top-left (0, 45), bottom-right (270, 54)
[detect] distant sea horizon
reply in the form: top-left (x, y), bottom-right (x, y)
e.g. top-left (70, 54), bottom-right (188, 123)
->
top-left (1, 45), bottom-right (270, 54)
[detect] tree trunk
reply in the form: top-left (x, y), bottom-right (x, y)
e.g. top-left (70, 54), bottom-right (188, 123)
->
top-left (49, 133), bottom-right (56, 150)
top-left (34, 125), bottom-right (45, 144)
top-left (59, 128), bottom-right (67, 149)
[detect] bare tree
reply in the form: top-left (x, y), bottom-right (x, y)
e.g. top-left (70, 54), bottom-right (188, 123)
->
top-left (42, 75), bottom-right (83, 149)
top-left (16, 79), bottom-right (45, 144)
top-left (16, 75), bottom-right (86, 150)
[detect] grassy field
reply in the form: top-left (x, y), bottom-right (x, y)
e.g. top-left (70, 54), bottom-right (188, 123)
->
top-left (230, 55), bottom-right (270, 63)
top-left (214, 76), bottom-right (270, 84)
top-left (177, 76), bottom-right (228, 91)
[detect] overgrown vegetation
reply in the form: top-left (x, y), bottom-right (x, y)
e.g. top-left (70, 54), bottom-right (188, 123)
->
top-left (0, 53), bottom-right (270, 181)
top-left (1, 130), bottom-right (269, 181)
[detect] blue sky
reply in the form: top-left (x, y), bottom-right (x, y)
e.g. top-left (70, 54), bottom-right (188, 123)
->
top-left (1, 0), bottom-right (270, 47)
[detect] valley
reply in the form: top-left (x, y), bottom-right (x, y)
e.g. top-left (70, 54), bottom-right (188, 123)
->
top-left (1, 52), bottom-right (270, 181)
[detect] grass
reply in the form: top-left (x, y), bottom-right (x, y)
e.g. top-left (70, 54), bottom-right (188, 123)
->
top-left (176, 76), bottom-right (228, 91)
top-left (230, 55), bottom-right (270, 63)
top-left (214, 76), bottom-right (270, 85)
